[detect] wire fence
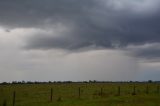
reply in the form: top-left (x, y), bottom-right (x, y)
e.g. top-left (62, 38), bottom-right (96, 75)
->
top-left (0, 83), bottom-right (159, 106)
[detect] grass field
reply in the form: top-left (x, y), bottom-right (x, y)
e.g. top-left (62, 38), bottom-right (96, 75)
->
top-left (0, 82), bottom-right (160, 106)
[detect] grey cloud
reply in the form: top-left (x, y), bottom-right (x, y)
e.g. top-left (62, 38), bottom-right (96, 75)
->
top-left (0, 0), bottom-right (97, 28)
top-left (127, 43), bottom-right (160, 61)
top-left (2, 0), bottom-right (160, 82)
top-left (25, 11), bottom-right (160, 51)
top-left (1, 0), bottom-right (160, 59)
top-left (136, 48), bottom-right (160, 60)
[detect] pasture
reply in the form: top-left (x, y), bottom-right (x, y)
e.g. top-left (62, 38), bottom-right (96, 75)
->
top-left (0, 82), bottom-right (160, 106)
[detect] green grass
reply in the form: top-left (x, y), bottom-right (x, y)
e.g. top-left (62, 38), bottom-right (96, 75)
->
top-left (0, 83), bottom-right (160, 106)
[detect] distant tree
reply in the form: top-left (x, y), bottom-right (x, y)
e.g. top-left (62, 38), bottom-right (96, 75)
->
top-left (12, 81), bottom-right (17, 84)
top-left (93, 80), bottom-right (97, 83)
top-left (89, 80), bottom-right (91, 83)
top-left (48, 81), bottom-right (52, 83)
top-left (83, 81), bottom-right (88, 83)
top-left (22, 80), bottom-right (25, 84)
top-left (148, 80), bottom-right (153, 83)
top-left (1, 82), bottom-right (8, 85)
top-left (26, 81), bottom-right (33, 84)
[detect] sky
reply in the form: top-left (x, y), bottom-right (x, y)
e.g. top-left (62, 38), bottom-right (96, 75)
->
top-left (0, 0), bottom-right (160, 82)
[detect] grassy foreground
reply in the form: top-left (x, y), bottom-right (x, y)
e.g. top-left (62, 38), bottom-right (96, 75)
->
top-left (0, 82), bottom-right (160, 106)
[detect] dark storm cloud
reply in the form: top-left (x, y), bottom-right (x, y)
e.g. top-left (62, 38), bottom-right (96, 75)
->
top-left (127, 43), bottom-right (160, 61)
top-left (137, 48), bottom-right (160, 60)
top-left (0, 0), bottom-right (96, 28)
top-left (1, 0), bottom-right (160, 58)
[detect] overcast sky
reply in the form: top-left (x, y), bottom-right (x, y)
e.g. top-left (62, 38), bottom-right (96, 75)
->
top-left (0, 0), bottom-right (160, 82)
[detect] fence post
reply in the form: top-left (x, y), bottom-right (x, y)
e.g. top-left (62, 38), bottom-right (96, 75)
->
top-left (157, 86), bottom-right (159, 94)
top-left (132, 85), bottom-right (136, 95)
top-left (78, 87), bottom-right (81, 98)
top-left (118, 86), bottom-right (120, 96)
top-left (100, 88), bottom-right (103, 97)
top-left (50, 88), bottom-right (53, 102)
top-left (146, 85), bottom-right (149, 94)
top-left (3, 99), bottom-right (7, 106)
top-left (13, 91), bottom-right (16, 106)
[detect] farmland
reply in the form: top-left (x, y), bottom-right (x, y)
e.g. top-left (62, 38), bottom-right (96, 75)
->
top-left (0, 82), bottom-right (160, 106)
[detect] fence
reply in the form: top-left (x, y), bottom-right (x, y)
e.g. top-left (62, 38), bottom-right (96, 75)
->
top-left (0, 83), bottom-right (159, 105)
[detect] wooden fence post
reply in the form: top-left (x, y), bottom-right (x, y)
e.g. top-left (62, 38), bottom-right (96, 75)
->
top-left (146, 85), bottom-right (149, 94)
top-left (13, 91), bottom-right (16, 106)
top-left (50, 88), bottom-right (53, 102)
top-left (118, 86), bottom-right (120, 96)
top-left (132, 85), bottom-right (136, 95)
top-left (157, 86), bottom-right (159, 94)
top-left (101, 88), bottom-right (103, 97)
top-left (78, 87), bottom-right (81, 98)
top-left (3, 99), bottom-right (7, 106)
